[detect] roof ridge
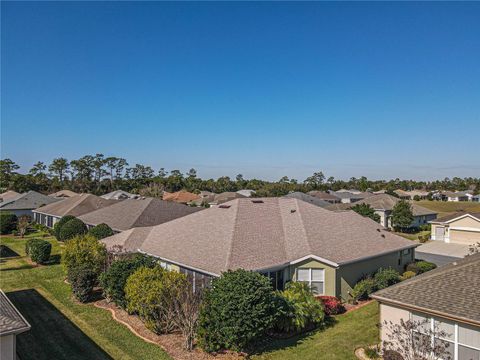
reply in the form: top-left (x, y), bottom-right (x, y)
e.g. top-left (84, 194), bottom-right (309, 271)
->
top-left (224, 199), bottom-right (240, 271)
top-left (292, 199), bottom-right (312, 255)
top-left (62, 194), bottom-right (89, 215)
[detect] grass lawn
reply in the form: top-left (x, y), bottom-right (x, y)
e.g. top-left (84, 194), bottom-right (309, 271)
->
top-left (414, 200), bottom-right (480, 219)
top-left (0, 234), bottom-right (171, 360)
top-left (394, 230), bottom-right (430, 241)
top-left (251, 302), bottom-right (379, 360)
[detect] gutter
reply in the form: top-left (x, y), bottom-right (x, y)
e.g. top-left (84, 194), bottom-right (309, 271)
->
top-left (338, 244), bottom-right (418, 266)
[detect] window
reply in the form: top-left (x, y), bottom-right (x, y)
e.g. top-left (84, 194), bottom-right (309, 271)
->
top-left (296, 268), bottom-right (324, 295)
top-left (402, 249), bottom-right (410, 256)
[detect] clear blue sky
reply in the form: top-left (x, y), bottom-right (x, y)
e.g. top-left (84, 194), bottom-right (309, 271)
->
top-left (1, 2), bottom-right (479, 181)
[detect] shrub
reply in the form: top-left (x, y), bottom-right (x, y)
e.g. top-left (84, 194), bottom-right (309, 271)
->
top-left (364, 346), bottom-right (381, 359)
top-left (58, 218), bottom-right (88, 241)
top-left (197, 269), bottom-right (280, 352)
top-left (63, 234), bottom-right (107, 278)
top-left (351, 278), bottom-right (376, 302)
top-left (125, 266), bottom-right (188, 334)
top-left (401, 271), bottom-right (416, 281)
top-left (99, 254), bottom-right (156, 308)
top-left (88, 223), bottom-right (114, 240)
top-left (69, 264), bottom-right (97, 303)
top-left (419, 224), bottom-right (431, 232)
top-left (406, 260), bottom-right (436, 275)
top-left (275, 282), bottom-right (325, 334)
top-left (25, 238), bottom-right (43, 255)
top-left (53, 215), bottom-right (76, 239)
top-left (383, 350), bottom-right (404, 360)
top-left (373, 268), bottom-right (401, 290)
top-left (317, 295), bottom-right (345, 316)
top-left (29, 239), bottom-right (52, 264)
top-left (11, 230), bottom-right (18, 236)
top-left (0, 212), bottom-right (18, 234)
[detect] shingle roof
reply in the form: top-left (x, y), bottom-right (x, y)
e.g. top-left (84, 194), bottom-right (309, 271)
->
top-left (325, 194), bottom-right (437, 216)
top-left (330, 191), bottom-right (373, 200)
top-left (307, 191), bottom-right (340, 201)
top-left (49, 190), bottom-right (78, 198)
top-left (283, 192), bottom-right (330, 208)
top-left (372, 253), bottom-right (480, 326)
top-left (0, 190), bottom-right (21, 203)
top-left (0, 191), bottom-right (60, 211)
top-left (103, 198), bottom-right (416, 276)
top-left (0, 290), bottom-right (31, 336)
top-left (210, 192), bottom-right (246, 205)
top-left (78, 197), bottom-right (203, 231)
top-left (100, 190), bottom-right (140, 200)
top-left (162, 191), bottom-right (200, 204)
top-left (33, 194), bottom-right (117, 217)
top-left (430, 212), bottom-right (480, 224)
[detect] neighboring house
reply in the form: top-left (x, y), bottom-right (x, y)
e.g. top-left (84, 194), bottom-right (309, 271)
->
top-left (430, 212), bottom-right (480, 245)
top-left (48, 190), bottom-right (78, 198)
top-left (102, 198), bottom-right (416, 300)
top-left (443, 191), bottom-right (470, 202)
top-left (335, 189), bottom-right (362, 194)
top-left (329, 190), bottom-right (373, 204)
top-left (100, 190), bottom-right (140, 200)
top-left (372, 253), bottom-right (480, 360)
top-left (236, 189), bottom-right (256, 197)
top-left (162, 190), bottom-right (200, 204)
top-left (283, 192), bottom-right (331, 208)
top-left (32, 194), bottom-right (117, 228)
top-left (394, 189), bottom-right (430, 200)
top-left (473, 194), bottom-right (480, 203)
top-left (0, 191), bottom-right (20, 203)
top-left (325, 194), bottom-right (437, 229)
top-left (78, 197), bottom-right (203, 232)
top-left (0, 191), bottom-right (60, 218)
top-left (209, 192), bottom-right (246, 206)
top-left (0, 290), bottom-right (31, 360)
top-left (308, 191), bottom-right (341, 204)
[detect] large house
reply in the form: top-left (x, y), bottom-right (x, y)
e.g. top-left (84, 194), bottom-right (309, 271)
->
top-left (0, 191), bottom-right (60, 218)
top-left (430, 212), bottom-right (480, 245)
top-left (372, 253), bottom-right (480, 360)
top-left (326, 194), bottom-right (437, 229)
top-left (0, 290), bottom-right (31, 360)
top-left (102, 198), bottom-right (416, 300)
top-left (32, 194), bottom-right (116, 228)
top-left (78, 197), bottom-right (203, 232)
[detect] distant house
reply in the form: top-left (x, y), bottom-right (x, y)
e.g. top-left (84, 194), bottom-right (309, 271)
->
top-left (308, 191), bottom-right (341, 204)
top-left (100, 190), bottom-right (140, 200)
top-left (32, 194), bottom-right (117, 228)
top-left (329, 190), bottom-right (373, 204)
top-left (473, 194), bottom-right (480, 203)
top-left (0, 191), bottom-right (60, 218)
top-left (372, 253), bottom-right (480, 360)
top-left (283, 192), bottom-right (330, 208)
top-left (430, 212), bottom-right (480, 245)
top-left (162, 190), bottom-right (200, 204)
top-left (326, 194), bottom-right (437, 229)
top-left (394, 189), bottom-right (430, 200)
top-left (0, 290), bottom-right (31, 360)
top-left (48, 190), bottom-right (78, 198)
top-left (102, 198), bottom-right (416, 300)
top-left (0, 191), bottom-right (20, 203)
top-left (78, 197), bottom-right (203, 232)
top-left (443, 191), bottom-right (470, 202)
top-left (209, 192), bottom-right (246, 206)
top-left (236, 189), bottom-right (256, 197)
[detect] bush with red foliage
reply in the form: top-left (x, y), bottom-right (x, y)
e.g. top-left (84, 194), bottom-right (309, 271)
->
top-left (317, 296), bottom-right (345, 316)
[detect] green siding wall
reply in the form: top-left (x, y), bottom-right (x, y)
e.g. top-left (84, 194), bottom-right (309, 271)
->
top-left (287, 259), bottom-right (337, 296)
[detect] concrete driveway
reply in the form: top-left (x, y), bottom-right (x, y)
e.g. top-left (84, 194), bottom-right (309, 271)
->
top-left (416, 241), bottom-right (471, 267)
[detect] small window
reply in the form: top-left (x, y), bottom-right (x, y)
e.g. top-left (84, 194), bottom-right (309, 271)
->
top-left (296, 268), bottom-right (324, 295)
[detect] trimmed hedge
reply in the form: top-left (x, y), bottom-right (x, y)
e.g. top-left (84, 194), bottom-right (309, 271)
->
top-left (373, 268), bottom-right (401, 290)
top-left (88, 223), bottom-right (114, 240)
top-left (406, 260), bottom-right (437, 275)
top-left (351, 278), bottom-right (376, 301)
top-left (197, 269), bottom-right (280, 352)
top-left (0, 212), bottom-right (18, 234)
top-left (69, 265), bottom-right (97, 303)
top-left (29, 239), bottom-right (51, 264)
top-left (25, 238), bottom-right (44, 255)
top-left (53, 215), bottom-right (76, 239)
top-left (58, 218), bottom-right (87, 241)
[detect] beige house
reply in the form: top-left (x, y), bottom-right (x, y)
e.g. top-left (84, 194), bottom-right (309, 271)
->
top-left (102, 197), bottom-right (416, 300)
top-left (372, 253), bottom-right (480, 360)
top-left (430, 212), bottom-right (480, 245)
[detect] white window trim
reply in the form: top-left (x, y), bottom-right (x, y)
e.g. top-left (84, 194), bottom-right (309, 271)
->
top-left (296, 268), bottom-right (325, 295)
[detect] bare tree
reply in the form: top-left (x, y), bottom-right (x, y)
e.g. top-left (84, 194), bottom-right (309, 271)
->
top-left (382, 318), bottom-right (453, 360)
top-left (17, 215), bottom-right (30, 238)
top-left (172, 286), bottom-right (203, 351)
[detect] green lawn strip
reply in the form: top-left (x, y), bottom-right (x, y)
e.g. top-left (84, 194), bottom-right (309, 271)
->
top-left (0, 235), bottom-right (171, 360)
top-left (414, 200), bottom-right (480, 219)
top-left (394, 230), bottom-right (430, 241)
top-left (252, 302), bottom-right (379, 360)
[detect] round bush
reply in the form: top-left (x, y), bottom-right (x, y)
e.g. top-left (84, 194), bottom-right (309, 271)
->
top-left (29, 239), bottom-right (52, 264)
top-left (53, 215), bottom-right (75, 239)
top-left (99, 254), bottom-right (156, 308)
top-left (88, 223), bottom-right (114, 240)
top-left (0, 212), bottom-right (18, 235)
top-left (25, 238), bottom-right (43, 255)
top-left (351, 278), bottom-right (376, 302)
top-left (63, 234), bottom-right (107, 277)
top-left (401, 271), bottom-right (416, 281)
top-left (197, 269), bottom-right (280, 352)
top-left (374, 268), bottom-right (401, 290)
top-left (317, 295), bottom-right (345, 316)
top-left (58, 218), bottom-right (87, 241)
top-left (69, 264), bottom-right (97, 303)
top-left (416, 261), bottom-right (436, 274)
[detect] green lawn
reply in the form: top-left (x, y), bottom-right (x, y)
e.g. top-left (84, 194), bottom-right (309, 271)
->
top-left (0, 234), bottom-right (171, 360)
top-left (394, 230), bottom-right (430, 241)
top-left (252, 302), bottom-right (379, 360)
top-left (414, 200), bottom-right (480, 219)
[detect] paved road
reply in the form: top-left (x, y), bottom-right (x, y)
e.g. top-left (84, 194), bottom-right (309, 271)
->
top-left (415, 252), bottom-right (461, 267)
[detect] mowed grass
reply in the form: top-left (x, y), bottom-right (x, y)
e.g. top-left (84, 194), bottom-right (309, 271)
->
top-left (252, 302), bottom-right (379, 360)
top-left (0, 234), bottom-right (171, 360)
top-left (414, 200), bottom-right (480, 219)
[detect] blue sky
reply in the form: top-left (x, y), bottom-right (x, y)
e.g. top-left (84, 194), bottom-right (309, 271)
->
top-left (1, 2), bottom-right (479, 181)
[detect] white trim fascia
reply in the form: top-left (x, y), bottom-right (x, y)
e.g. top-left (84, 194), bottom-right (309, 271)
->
top-left (0, 290), bottom-right (31, 336)
top-left (137, 249), bottom-right (220, 277)
top-left (431, 213), bottom-right (480, 225)
top-left (288, 254), bottom-right (339, 268)
top-left (338, 244), bottom-right (418, 266)
top-left (449, 226), bottom-right (480, 232)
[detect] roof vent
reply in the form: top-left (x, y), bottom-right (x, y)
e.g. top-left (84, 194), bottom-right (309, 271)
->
top-left (219, 205), bottom-right (231, 209)
top-left (251, 200), bottom-right (264, 204)
top-left (291, 209), bottom-right (296, 213)
top-left (376, 229), bottom-right (381, 232)
top-left (381, 234), bottom-right (385, 238)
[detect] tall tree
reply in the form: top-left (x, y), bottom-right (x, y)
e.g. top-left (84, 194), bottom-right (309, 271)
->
top-left (391, 200), bottom-right (414, 232)
top-left (351, 204), bottom-right (381, 223)
top-left (304, 171), bottom-right (325, 189)
top-left (49, 158), bottom-right (69, 184)
top-left (0, 158), bottom-right (20, 187)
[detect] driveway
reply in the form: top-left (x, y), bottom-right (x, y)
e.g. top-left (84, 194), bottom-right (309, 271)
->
top-left (416, 241), bottom-right (471, 267)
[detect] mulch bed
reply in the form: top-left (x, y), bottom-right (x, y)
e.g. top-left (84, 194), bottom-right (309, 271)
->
top-left (344, 299), bottom-right (374, 312)
top-left (94, 299), bottom-right (244, 360)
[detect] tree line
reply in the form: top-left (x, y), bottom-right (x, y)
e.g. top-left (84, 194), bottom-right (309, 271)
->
top-left (1, 156), bottom-right (479, 197)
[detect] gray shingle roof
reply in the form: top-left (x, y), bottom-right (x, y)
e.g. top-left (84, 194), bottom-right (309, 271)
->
top-left (0, 191), bottom-right (60, 211)
top-left (0, 290), bottom-right (31, 336)
top-left (100, 190), bottom-right (140, 200)
top-left (79, 197), bottom-right (203, 231)
top-left (33, 194), bottom-right (117, 217)
top-left (430, 212), bottom-right (480, 224)
top-left (103, 197), bottom-right (416, 276)
top-left (0, 190), bottom-right (21, 203)
top-left (283, 192), bottom-right (330, 208)
top-left (307, 191), bottom-right (340, 201)
top-left (372, 253), bottom-right (480, 326)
